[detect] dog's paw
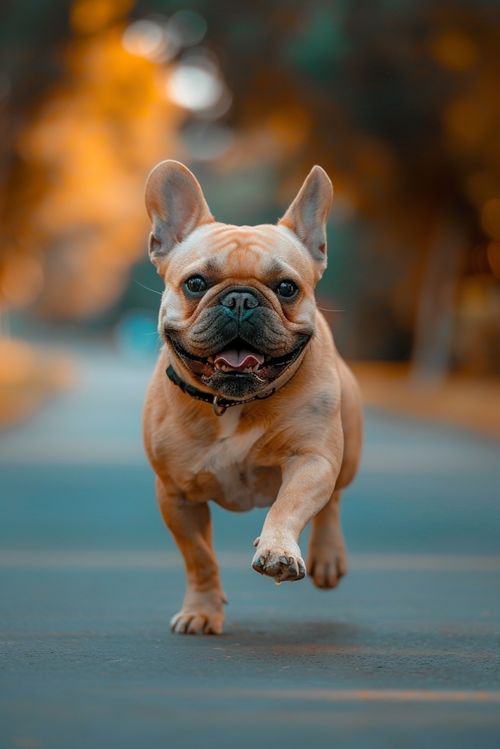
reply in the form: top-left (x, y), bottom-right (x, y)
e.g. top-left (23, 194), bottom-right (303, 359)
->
top-left (170, 590), bottom-right (225, 635)
top-left (252, 540), bottom-right (306, 582)
top-left (307, 543), bottom-right (347, 589)
top-left (170, 609), bottom-right (223, 635)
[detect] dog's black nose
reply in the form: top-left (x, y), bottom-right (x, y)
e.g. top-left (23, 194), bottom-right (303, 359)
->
top-left (220, 288), bottom-right (260, 319)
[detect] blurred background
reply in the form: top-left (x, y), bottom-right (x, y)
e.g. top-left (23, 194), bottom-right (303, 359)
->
top-left (0, 0), bottom-right (499, 433)
top-left (1, 5), bottom-right (500, 745)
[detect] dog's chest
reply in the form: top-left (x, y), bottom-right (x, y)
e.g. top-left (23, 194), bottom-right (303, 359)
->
top-left (190, 408), bottom-right (278, 510)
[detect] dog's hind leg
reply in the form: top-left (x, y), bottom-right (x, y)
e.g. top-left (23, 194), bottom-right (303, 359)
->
top-left (156, 478), bottom-right (225, 635)
top-left (307, 489), bottom-right (347, 589)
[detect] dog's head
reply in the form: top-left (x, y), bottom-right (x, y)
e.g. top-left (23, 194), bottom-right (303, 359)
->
top-left (145, 160), bottom-right (333, 400)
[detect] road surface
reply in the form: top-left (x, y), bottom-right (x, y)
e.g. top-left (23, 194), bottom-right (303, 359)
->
top-left (1, 343), bottom-right (499, 748)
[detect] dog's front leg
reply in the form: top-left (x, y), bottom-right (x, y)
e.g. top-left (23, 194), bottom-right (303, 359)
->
top-left (156, 478), bottom-right (225, 634)
top-left (252, 454), bottom-right (338, 582)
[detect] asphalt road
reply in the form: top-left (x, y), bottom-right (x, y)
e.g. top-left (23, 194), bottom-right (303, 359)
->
top-left (1, 344), bottom-right (499, 749)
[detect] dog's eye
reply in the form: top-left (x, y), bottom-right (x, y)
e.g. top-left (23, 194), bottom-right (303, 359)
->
top-left (275, 280), bottom-right (299, 300)
top-left (184, 275), bottom-right (208, 295)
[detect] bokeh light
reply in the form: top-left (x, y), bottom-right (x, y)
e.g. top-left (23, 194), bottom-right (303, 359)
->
top-left (166, 61), bottom-right (226, 112)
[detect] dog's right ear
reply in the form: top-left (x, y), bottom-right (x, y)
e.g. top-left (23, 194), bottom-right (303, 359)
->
top-left (145, 160), bottom-right (214, 269)
top-left (278, 165), bottom-right (333, 276)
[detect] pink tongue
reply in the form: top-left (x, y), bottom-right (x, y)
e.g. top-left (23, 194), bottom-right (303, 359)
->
top-left (214, 348), bottom-right (264, 370)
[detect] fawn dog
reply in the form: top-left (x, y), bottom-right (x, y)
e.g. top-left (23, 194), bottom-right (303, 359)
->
top-left (143, 160), bottom-right (363, 634)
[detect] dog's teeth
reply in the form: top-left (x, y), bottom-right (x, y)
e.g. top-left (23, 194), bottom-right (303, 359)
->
top-left (215, 362), bottom-right (262, 373)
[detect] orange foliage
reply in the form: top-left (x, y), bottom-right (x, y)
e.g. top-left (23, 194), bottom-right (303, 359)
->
top-left (1, 2), bottom-right (182, 318)
top-left (0, 338), bottom-right (74, 427)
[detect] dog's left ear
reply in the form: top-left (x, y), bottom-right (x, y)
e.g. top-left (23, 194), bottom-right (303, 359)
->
top-left (145, 160), bottom-right (214, 269)
top-left (278, 165), bottom-right (333, 272)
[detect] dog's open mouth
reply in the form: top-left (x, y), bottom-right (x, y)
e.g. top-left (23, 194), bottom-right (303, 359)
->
top-left (211, 346), bottom-right (264, 373)
top-left (168, 335), bottom-right (310, 383)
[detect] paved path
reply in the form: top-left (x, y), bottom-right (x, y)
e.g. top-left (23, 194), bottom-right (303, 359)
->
top-left (1, 344), bottom-right (499, 748)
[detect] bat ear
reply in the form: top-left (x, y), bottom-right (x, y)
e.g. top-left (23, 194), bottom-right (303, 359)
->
top-left (145, 160), bottom-right (214, 268)
top-left (278, 165), bottom-right (333, 273)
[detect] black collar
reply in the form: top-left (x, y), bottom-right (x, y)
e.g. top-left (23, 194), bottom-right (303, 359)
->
top-left (166, 364), bottom-right (277, 416)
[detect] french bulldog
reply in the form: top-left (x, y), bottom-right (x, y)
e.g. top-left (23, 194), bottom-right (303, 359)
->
top-left (143, 160), bottom-right (363, 635)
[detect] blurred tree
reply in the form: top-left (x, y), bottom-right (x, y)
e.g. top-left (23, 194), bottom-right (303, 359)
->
top-left (187, 0), bottom-right (499, 376)
top-left (0, 0), bottom-right (180, 317)
top-left (0, 0), bottom-right (498, 376)
top-left (0, 0), bottom-right (71, 310)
